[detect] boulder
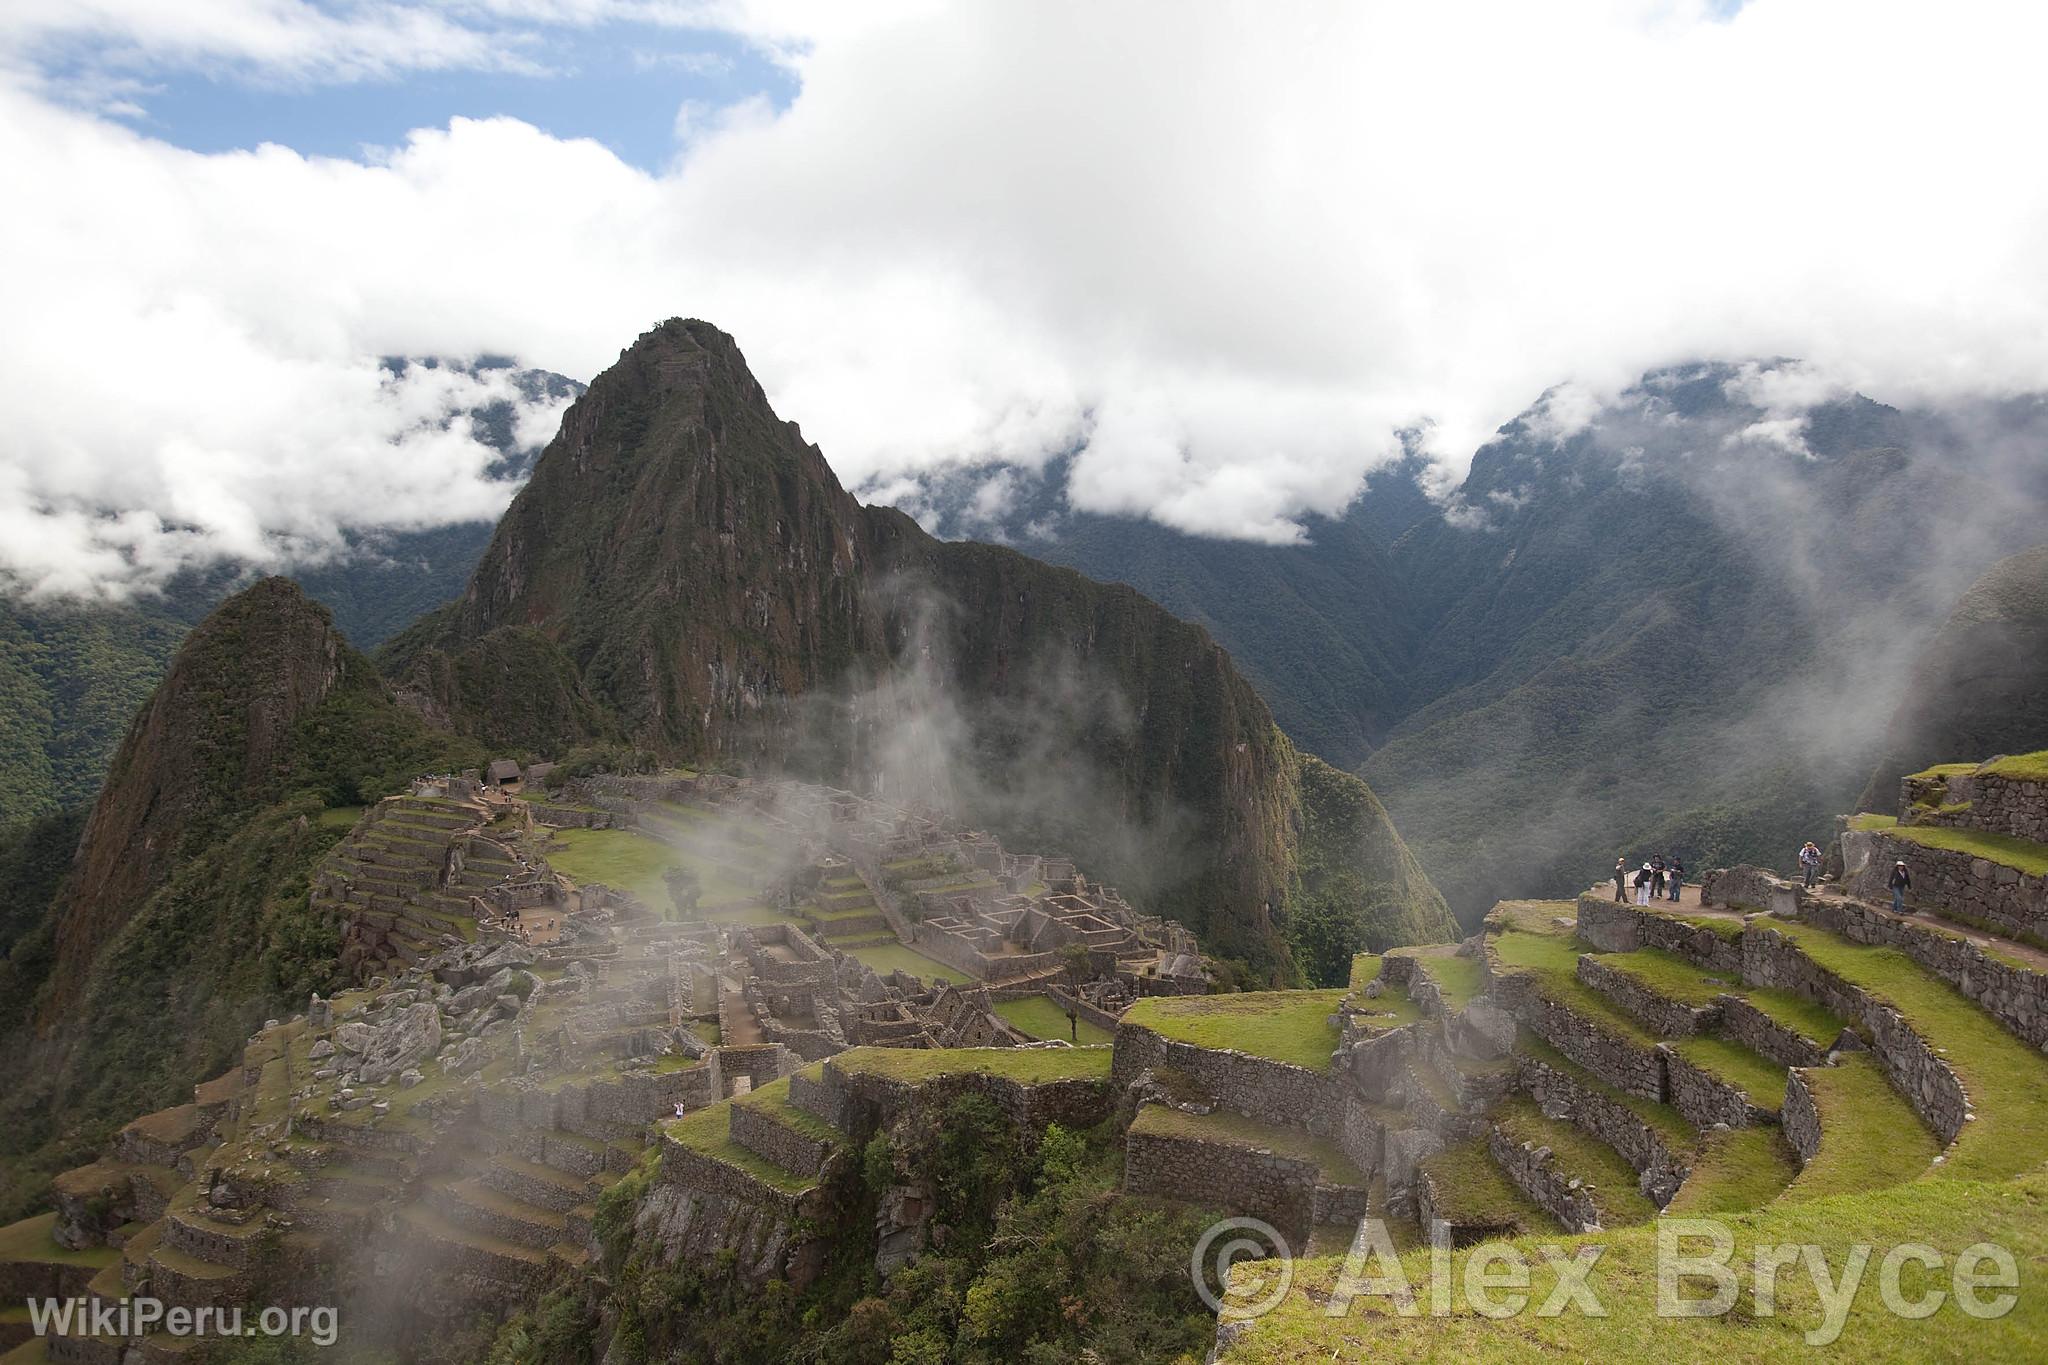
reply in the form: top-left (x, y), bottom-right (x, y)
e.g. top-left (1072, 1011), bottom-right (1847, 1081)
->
top-left (308, 1039), bottom-right (335, 1061)
top-left (334, 1022), bottom-right (374, 1055)
top-left (357, 1003), bottom-right (444, 1086)
top-left (441, 1035), bottom-right (490, 1076)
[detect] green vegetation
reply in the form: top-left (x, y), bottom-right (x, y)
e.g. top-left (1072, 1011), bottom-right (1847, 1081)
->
top-left (1491, 1096), bottom-right (1657, 1226)
top-left (1848, 812), bottom-right (1899, 830)
top-left (1773, 921), bottom-right (2048, 1181)
top-left (1663, 1125), bottom-right (1799, 1215)
top-left (664, 1101), bottom-right (818, 1195)
top-left (734, 1076), bottom-right (843, 1146)
top-left (1219, 1169), bottom-right (2048, 1362)
top-left (829, 1045), bottom-right (1113, 1086)
top-left (1669, 1037), bottom-right (1788, 1109)
top-left (1418, 1138), bottom-right (1551, 1231)
top-left (1401, 946), bottom-right (1486, 1010)
top-left (1982, 749), bottom-right (2048, 781)
top-left (1491, 928), bottom-right (1659, 1049)
top-left (1123, 989), bottom-right (1347, 1071)
top-left (1348, 952), bottom-right (1384, 993)
top-left (846, 941), bottom-right (972, 985)
top-left (0, 1211), bottom-right (120, 1266)
top-left (1514, 1033), bottom-right (1693, 1147)
top-left (1739, 987), bottom-right (1847, 1047)
top-left (1878, 822), bottom-right (2048, 877)
top-left (544, 827), bottom-right (753, 907)
top-left (994, 996), bottom-right (1113, 1046)
top-left (1784, 1053), bottom-right (1942, 1202)
top-left (1129, 1105), bottom-right (1365, 1186)
top-left (1587, 946), bottom-right (1733, 1008)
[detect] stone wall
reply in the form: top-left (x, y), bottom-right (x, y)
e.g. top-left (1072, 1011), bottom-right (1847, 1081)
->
top-left (1699, 865), bottom-right (1805, 918)
top-left (1487, 1125), bottom-right (1603, 1233)
top-left (729, 1105), bottom-right (836, 1178)
top-left (1574, 896), bottom-right (1745, 974)
top-left (1577, 956), bottom-right (1719, 1036)
top-left (1796, 889), bottom-right (2048, 1049)
top-left (1515, 1053), bottom-right (1689, 1201)
top-left (824, 1063), bottom-right (1116, 1150)
top-left (1740, 925), bottom-right (1970, 1143)
top-left (1517, 996), bottom-right (1664, 1102)
top-left (1909, 770), bottom-right (2048, 844)
top-left (1717, 995), bottom-right (1829, 1068)
top-left (1781, 1068), bottom-right (1823, 1162)
top-left (1123, 1119), bottom-right (1324, 1247)
top-left (659, 1136), bottom-right (820, 1220)
top-left (1843, 827), bottom-right (2048, 947)
top-left (1111, 1023), bottom-right (1346, 1136)
top-left (1659, 1045), bottom-right (1775, 1129)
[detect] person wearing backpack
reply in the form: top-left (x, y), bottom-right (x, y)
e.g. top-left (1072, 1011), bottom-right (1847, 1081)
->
top-left (1634, 863), bottom-right (1655, 906)
top-left (1798, 841), bottom-right (1823, 888)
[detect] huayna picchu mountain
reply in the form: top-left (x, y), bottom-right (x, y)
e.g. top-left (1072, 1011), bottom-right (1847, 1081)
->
top-left (381, 318), bottom-right (1452, 971)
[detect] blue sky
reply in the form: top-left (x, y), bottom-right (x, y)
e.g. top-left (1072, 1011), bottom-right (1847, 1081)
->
top-left (43, 20), bottom-right (796, 171)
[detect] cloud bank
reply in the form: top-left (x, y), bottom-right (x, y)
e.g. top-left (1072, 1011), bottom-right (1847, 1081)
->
top-left (5, 0), bottom-right (2048, 596)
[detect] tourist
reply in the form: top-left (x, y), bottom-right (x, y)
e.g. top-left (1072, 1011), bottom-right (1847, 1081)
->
top-left (1798, 841), bottom-right (1823, 888)
top-left (1634, 863), bottom-right (1654, 906)
top-left (1613, 856), bottom-right (1628, 902)
top-left (1651, 855), bottom-right (1667, 898)
top-left (1667, 858), bottom-right (1685, 902)
top-left (1889, 860), bottom-right (1912, 914)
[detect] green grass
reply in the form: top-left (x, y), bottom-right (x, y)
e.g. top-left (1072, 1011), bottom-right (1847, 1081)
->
top-left (1981, 749), bottom-right (2048, 781)
top-left (1218, 1169), bottom-right (2048, 1362)
top-left (0, 1213), bottom-right (121, 1267)
top-left (829, 1045), bottom-right (1113, 1085)
top-left (1349, 952), bottom-right (1385, 993)
top-left (1663, 1125), bottom-right (1799, 1215)
top-left (994, 995), bottom-right (1114, 1046)
top-left (1783, 1052), bottom-right (1942, 1203)
top-left (735, 1075), bottom-right (843, 1145)
top-left (1773, 920), bottom-right (2048, 1181)
top-left (1122, 990), bottom-right (1347, 1071)
top-left (316, 804), bottom-right (365, 830)
top-left (1847, 813), bottom-right (1898, 831)
top-left (847, 941), bottom-right (972, 985)
top-left (1417, 1137), bottom-right (1553, 1230)
top-left (1669, 1036), bottom-right (1787, 1110)
top-left (1491, 1096), bottom-right (1657, 1226)
top-left (664, 1101), bottom-right (817, 1194)
top-left (1513, 1033), bottom-right (1694, 1148)
top-left (1878, 822), bottom-right (2048, 877)
top-left (1404, 946), bottom-right (1487, 1010)
top-left (1130, 1105), bottom-right (1364, 1185)
top-left (1491, 930), bottom-right (1660, 1049)
top-left (1589, 946), bottom-right (1739, 1008)
top-left (544, 826), bottom-right (755, 906)
top-left (1739, 987), bottom-right (1847, 1047)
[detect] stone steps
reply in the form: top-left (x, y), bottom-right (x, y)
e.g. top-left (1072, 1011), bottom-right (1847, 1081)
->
top-left (1416, 1136), bottom-right (1558, 1245)
top-left (728, 1080), bottom-right (842, 1179)
top-left (482, 1155), bottom-right (599, 1214)
top-left (394, 1206), bottom-right (549, 1287)
top-left (1781, 1051), bottom-right (1943, 1202)
top-left (424, 1177), bottom-right (568, 1252)
top-left (1122, 1105), bottom-right (1369, 1248)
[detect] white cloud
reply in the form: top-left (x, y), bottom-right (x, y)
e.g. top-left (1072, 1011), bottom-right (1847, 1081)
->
top-left (6, 0), bottom-right (2048, 595)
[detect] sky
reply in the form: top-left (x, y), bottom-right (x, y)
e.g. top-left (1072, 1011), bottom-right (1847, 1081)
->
top-left (4, 0), bottom-right (2047, 598)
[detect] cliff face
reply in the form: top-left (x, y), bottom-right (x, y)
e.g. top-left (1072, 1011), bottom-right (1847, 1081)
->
top-left (42, 578), bottom-right (348, 1021)
top-left (393, 319), bottom-right (1451, 969)
top-left (1856, 543), bottom-right (2048, 811)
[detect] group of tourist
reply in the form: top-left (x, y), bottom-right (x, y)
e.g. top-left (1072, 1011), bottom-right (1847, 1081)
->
top-left (1612, 854), bottom-right (1684, 905)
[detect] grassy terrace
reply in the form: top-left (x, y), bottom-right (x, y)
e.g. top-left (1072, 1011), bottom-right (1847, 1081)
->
top-left (544, 826), bottom-right (756, 907)
top-left (995, 995), bottom-right (1114, 1046)
top-left (1773, 920), bottom-right (2048, 1181)
top-left (1396, 945), bottom-right (1487, 1011)
top-left (1588, 945), bottom-right (1735, 1007)
top-left (1219, 1171), bottom-right (2048, 1362)
top-left (1982, 749), bottom-right (2048, 781)
top-left (1513, 1033), bottom-right (1693, 1148)
top-left (735, 1076), bottom-right (843, 1145)
top-left (665, 1100), bottom-right (816, 1195)
top-left (1877, 822), bottom-right (2048, 877)
top-left (1785, 1052), bottom-right (1942, 1202)
top-left (1122, 990), bottom-right (1348, 1071)
top-left (1491, 1096), bottom-right (1657, 1226)
top-left (847, 941), bottom-right (971, 985)
top-left (1491, 928), bottom-right (1660, 1049)
top-left (0, 1213), bottom-right (120, 1268)
top-left (1419, 1137), bottom-right (1552, 1231)
top-left (1664, 1125), bottom-right (1799, 1215)
top-left (1668, 1036), bottom-right (1788, 1110)
top-left (830, 1045), bottom-right (1113, 1085)
top-left (1131, 1106), bottom-right (1365, 1185)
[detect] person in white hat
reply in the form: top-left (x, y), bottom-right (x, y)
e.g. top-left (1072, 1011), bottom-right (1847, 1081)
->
top-left (1887, 860), bottom-right (1911, 914)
